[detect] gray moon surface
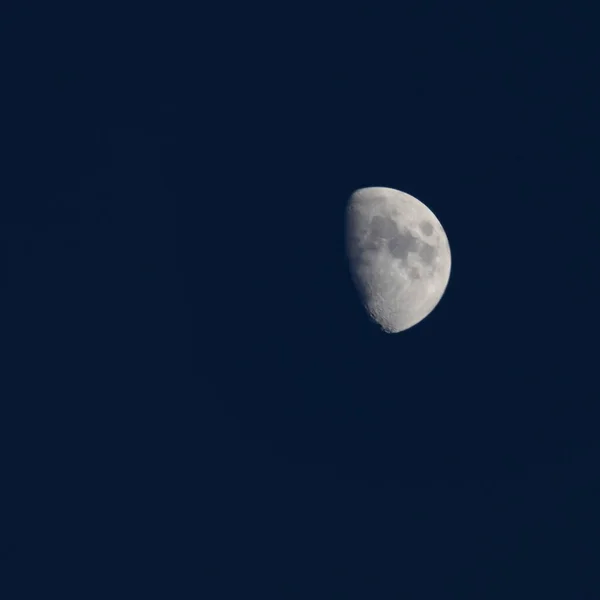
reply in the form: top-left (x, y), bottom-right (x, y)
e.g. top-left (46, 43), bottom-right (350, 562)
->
top-left (346, 186), bottom-right (451, 333)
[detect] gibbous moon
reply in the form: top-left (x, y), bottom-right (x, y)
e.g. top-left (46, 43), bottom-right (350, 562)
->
top-left (346, 186), bottom-right (451, 333)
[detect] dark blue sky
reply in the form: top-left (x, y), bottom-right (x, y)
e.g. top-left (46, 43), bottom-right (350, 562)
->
top-left (3, 3), bottom-right (600, 597)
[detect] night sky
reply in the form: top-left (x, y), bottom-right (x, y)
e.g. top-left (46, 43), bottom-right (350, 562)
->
top-left (4, 3), bottom-right (600, 598)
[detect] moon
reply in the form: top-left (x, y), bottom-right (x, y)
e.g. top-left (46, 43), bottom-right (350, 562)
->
top-left (346, 186), bottom-right (451, 333)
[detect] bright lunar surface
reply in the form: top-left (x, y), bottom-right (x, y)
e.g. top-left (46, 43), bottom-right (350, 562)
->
top-left (346, 186), bottom-right (451, 333)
